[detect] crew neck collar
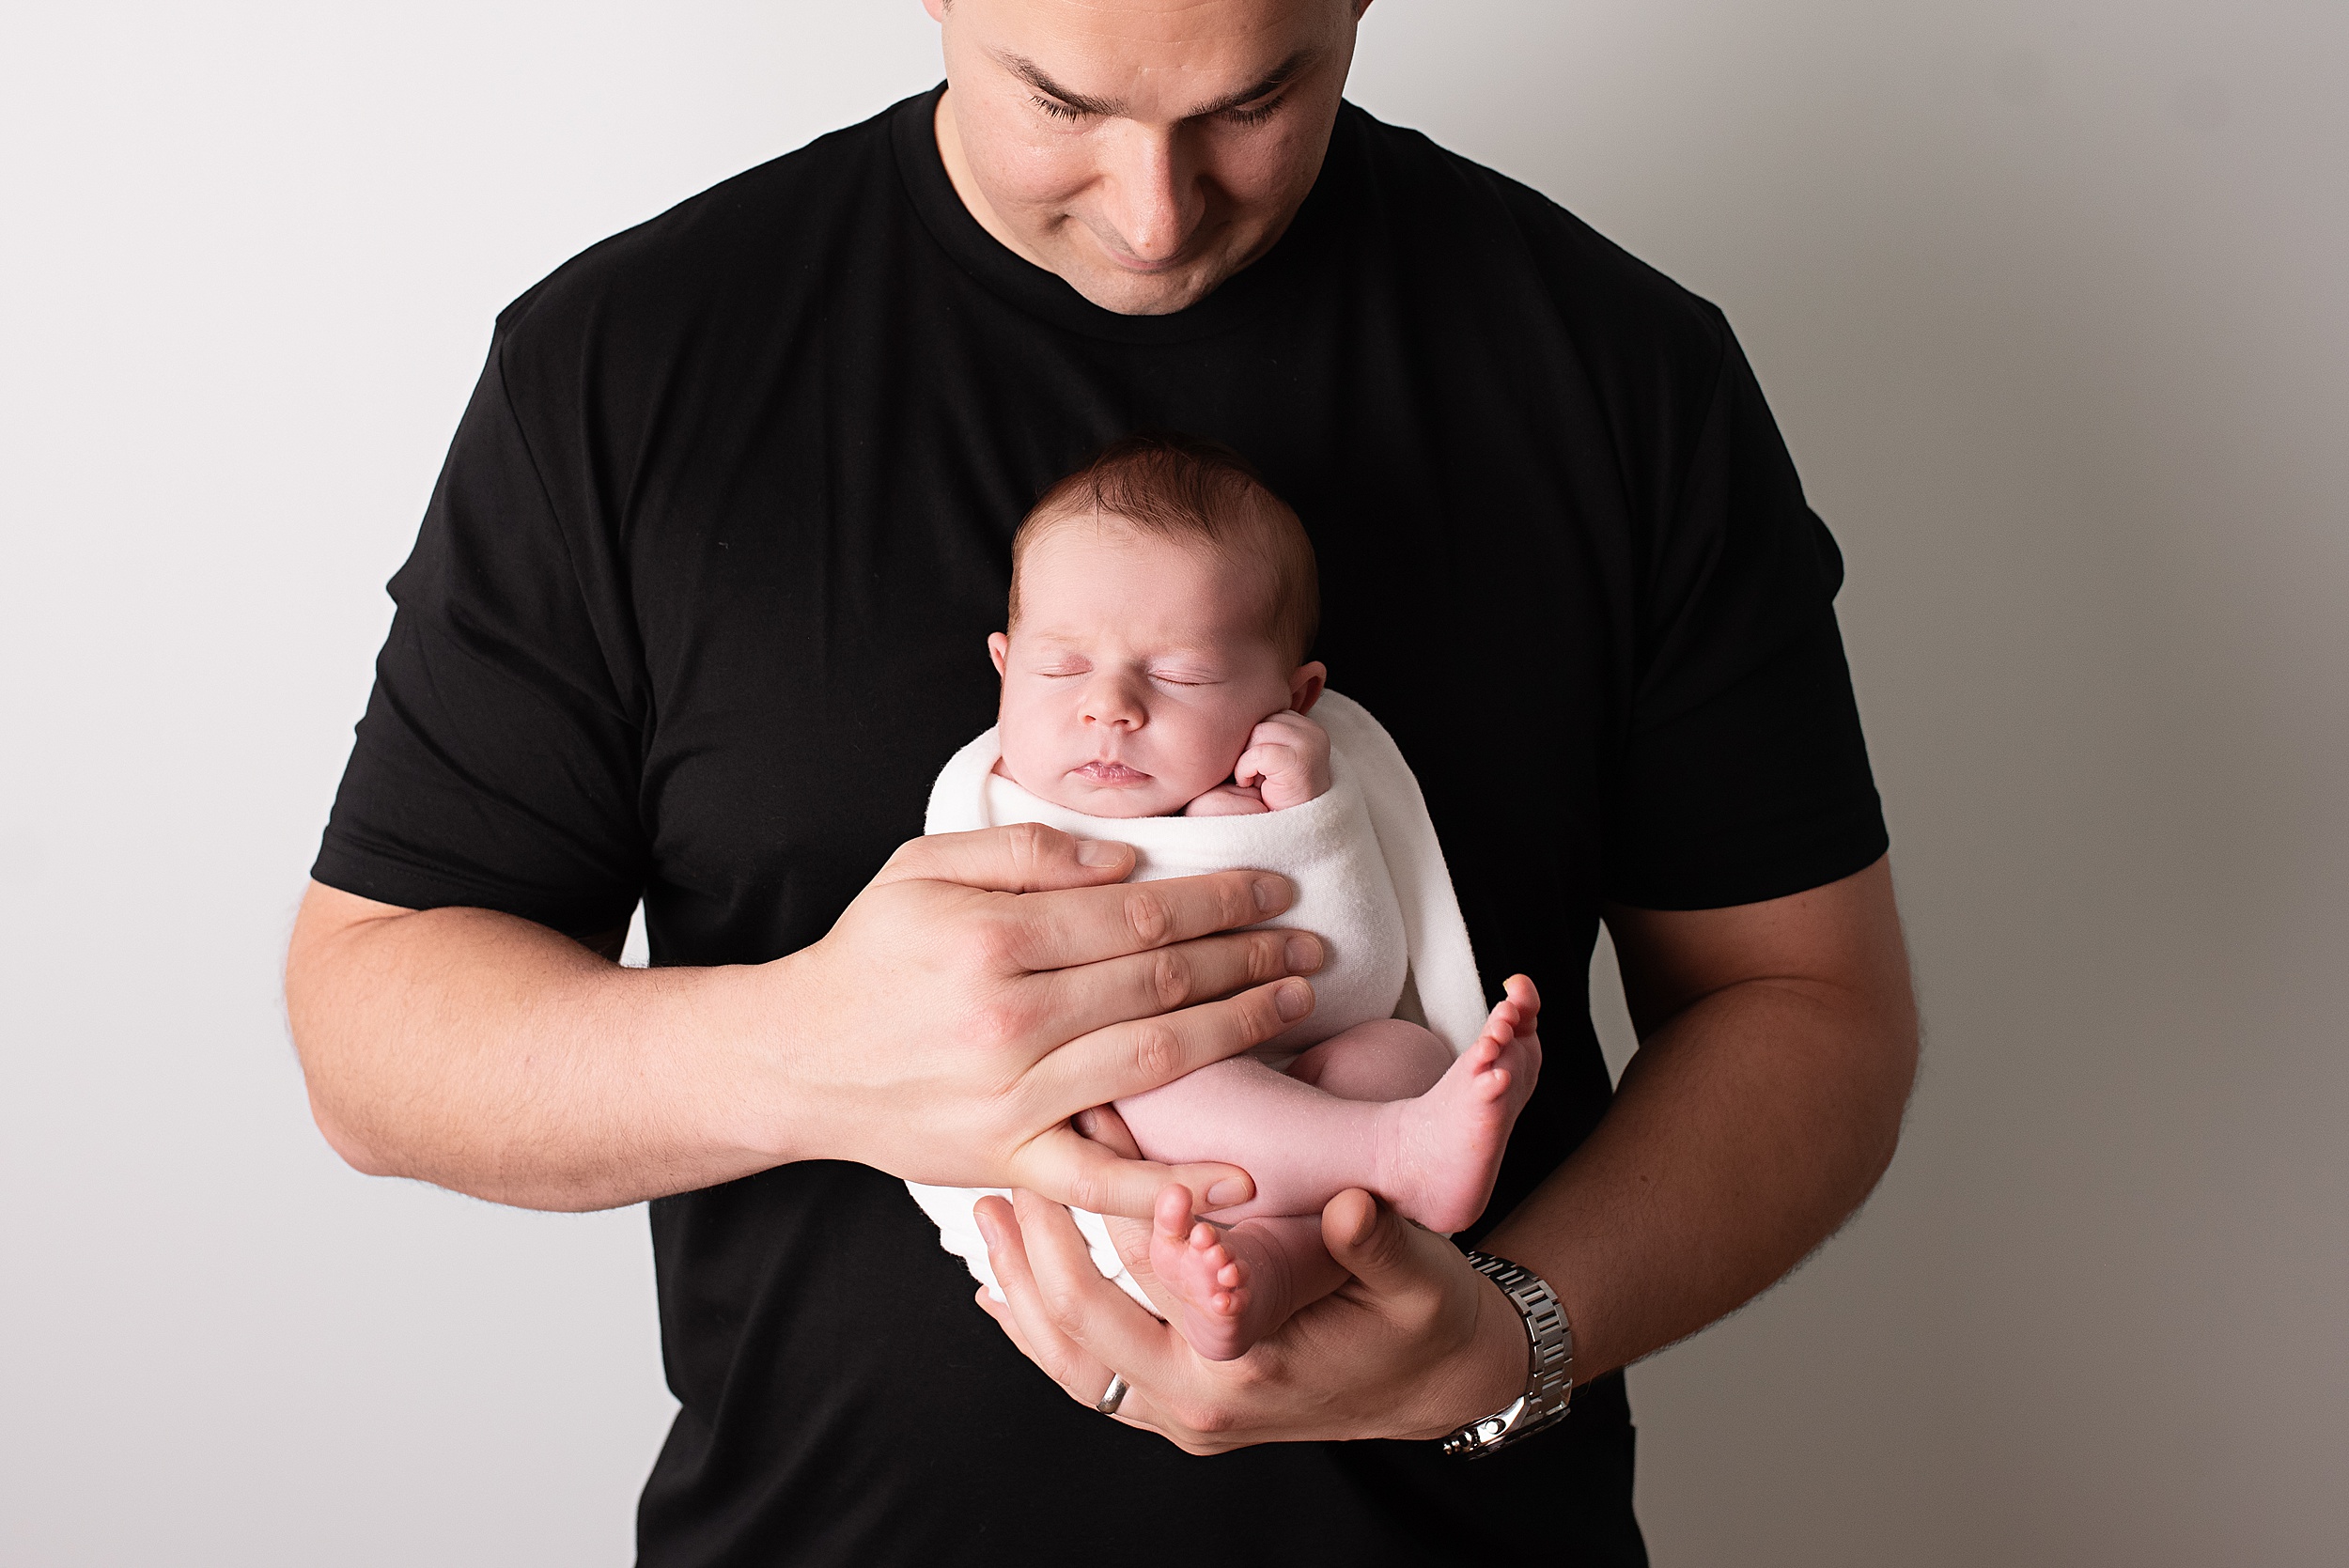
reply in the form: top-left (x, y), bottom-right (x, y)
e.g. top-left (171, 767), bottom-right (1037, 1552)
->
top-left (889, 85), bottom-right (1350, 346)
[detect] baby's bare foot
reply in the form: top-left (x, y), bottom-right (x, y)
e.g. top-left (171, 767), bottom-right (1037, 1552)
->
top-left (1149, 1187), bottom-right (1282, 1360)
top-left (1378, 977), bottom-right (1544, 1234)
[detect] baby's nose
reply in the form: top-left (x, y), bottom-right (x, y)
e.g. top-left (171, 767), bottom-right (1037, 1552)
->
top-left (1081, 684), bottom-right (1145, 727)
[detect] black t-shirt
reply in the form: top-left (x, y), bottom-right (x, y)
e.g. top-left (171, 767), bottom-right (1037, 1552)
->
top-left (315, 88), bottom-right (1886, 1567)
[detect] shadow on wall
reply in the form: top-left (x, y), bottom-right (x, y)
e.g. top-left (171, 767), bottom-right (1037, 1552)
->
top-left (1356, 4), bottom-right (2349, 1565)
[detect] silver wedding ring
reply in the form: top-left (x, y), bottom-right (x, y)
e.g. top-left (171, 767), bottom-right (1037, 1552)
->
top-left (1095, 1373), bottom-right (1131, 1416)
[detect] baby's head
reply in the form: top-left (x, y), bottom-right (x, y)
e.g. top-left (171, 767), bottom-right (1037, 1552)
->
top-left (989, 435), bottom-right (1325, 818)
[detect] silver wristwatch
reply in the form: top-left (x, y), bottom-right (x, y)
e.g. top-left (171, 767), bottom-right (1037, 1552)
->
top-left (1439, 1250), bottom-right (1574, 1459)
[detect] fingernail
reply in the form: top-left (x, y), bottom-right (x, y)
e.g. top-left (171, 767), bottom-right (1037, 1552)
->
top-left (1284, 933), bottom-right (1323, 973)
top-left (1078, 839), bottom-right (1126, 867)
top-left (974, 1209), bottom-right (999, 1249)
top-left (1252, 875), bottom-right (1286, 913)
top-left (1276, 978), bottom-right (1313, 1020)
top-left (1206, 1178), bottom-right (1251, 1208)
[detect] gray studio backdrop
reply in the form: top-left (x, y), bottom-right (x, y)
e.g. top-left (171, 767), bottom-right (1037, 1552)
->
top-left (3, 3), bottom-right (2342, 1562)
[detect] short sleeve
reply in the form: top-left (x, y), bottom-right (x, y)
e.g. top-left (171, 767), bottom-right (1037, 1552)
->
top-left (311, 334), bottom-right (648, 938)
top-left (1602, 327), bottom-right (1889, 910)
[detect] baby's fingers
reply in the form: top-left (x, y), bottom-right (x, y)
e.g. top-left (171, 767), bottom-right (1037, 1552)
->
top-left (1234, 740), bottom-right (1295, 790)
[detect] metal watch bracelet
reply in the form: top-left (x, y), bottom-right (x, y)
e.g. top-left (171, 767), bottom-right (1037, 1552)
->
top-left (1439, 1250), bottom-right (1574, 1459)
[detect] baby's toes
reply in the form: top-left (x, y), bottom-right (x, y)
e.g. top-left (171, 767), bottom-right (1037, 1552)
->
top-left (1153, 1186), bottom-right (1197, 1242)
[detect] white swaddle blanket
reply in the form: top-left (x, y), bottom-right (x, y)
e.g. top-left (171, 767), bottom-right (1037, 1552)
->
top-left (903, 691), bottom-right (1486, 1308)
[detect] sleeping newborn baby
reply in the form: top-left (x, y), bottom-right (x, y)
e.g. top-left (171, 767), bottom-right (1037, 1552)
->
top-left (906, 435), bottom-right (1541, 1360)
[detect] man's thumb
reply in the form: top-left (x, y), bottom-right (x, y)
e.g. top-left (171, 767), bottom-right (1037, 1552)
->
top-left (1322, 1188), bottom-right (1420, 1289)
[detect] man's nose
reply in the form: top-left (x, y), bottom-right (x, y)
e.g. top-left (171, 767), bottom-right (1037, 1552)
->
top-left (1097, 123), bottom-right (1203, 264)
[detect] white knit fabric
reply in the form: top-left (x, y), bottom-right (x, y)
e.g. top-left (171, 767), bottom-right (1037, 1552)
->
top-left (902, 691), bottom-right (1484, 1306)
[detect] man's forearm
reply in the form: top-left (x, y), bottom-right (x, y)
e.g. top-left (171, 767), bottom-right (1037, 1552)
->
top-left (1483, 862), bottom-right (1919, 1384)
top-left (286, 883), bottom-right (785, 1211)
top-left (286, 835), bottom-right (1323, 1219)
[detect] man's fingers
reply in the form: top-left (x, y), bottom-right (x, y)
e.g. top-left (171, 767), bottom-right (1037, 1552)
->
top-left (972, 1196), bottom-right (1110, 1404)
top-left (1025, 978), bottom-right (1313, 1126)
top-left (1010, 1122), bottom-right (1253, 1219)
top-left (1072, 1104), bottom-right (1143, 1160)
top-left (973, 1281), bottom-right (1038, 1358)
top-left (975, 1191), bottom-right (1181, 1430)
top-left (1044, 926), bottom-right (1323, 1043)
top-left (876, 822), bottom-right (1135, 894)
top-left (1006, 1188), bottom-right (1185, 1390)
top-left (1004, 869), bottom-right (1295, 970)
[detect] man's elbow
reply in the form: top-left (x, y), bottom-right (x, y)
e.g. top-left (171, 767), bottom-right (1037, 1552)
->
top-left (1854, 1011), bottom-right (1921, 1192)
top-left (305, 1079), bottom-right (397, 1178)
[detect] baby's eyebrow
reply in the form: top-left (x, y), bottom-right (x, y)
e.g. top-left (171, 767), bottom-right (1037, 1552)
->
top-left (1148, 655), bottom-right (1229, 676)
top-left (1016, 629), bottom-right (1232, 670)
top-left (1019, 631), bottom-right (1091, 654)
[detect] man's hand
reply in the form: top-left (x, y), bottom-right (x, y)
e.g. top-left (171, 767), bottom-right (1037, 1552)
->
top-left (287, 823), bottom-right (1325, 1215)
top-left (972, 1186), bottom-right (1526, 1452)
top-left (970, 856), bottom-right (1917, 1451)
top-left (774, 823), bottom-right (1324, 1215)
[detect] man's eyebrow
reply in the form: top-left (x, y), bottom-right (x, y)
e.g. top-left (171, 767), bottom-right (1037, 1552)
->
top-left (997, 49), bottom-right (1318, 120)
top-left (1185, 52), bottom-right (1317, 117)
top-left (998, 54), bottom-right (1125, 117)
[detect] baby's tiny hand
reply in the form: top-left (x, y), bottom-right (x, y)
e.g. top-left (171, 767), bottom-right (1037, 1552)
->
top-left (1233, 711), bottom-right (1332, 812)
top-left (1183, 782), bottom-right (1270, 817)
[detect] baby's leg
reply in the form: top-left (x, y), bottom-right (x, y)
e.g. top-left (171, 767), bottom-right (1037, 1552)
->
top-left (1117, 981), bottom-right (1543, 1234)
top-left (1137, 981), bottom-right (1541, 1361)
top-left (1136, 1025), bottom-right (1439, 1359)
top-left (1115, 1054), bottom-right (1395, 1222)
top-left (1148, 1192), bottom-right (1344, 1361)
top-left (1287, 1016), bottom-right (1456, 1101)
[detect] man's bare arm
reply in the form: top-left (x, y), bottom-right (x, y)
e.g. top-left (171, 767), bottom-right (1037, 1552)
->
top-left (1482, 854), bottom-right (1918, 1383)
top-left (284, 825), bottom-right (1327, 1214)
top-left (288, 887), bottom-right (758, 1210)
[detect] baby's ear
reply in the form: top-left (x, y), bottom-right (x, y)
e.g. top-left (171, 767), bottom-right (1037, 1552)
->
top-left (1289, 660), bottom-right (1328, 714)
top-left (988, 632), bottom-right (1009, 677)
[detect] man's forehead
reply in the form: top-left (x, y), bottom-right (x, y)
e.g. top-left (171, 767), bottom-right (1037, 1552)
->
top-left (955, 0), bottom-right (1342, 115)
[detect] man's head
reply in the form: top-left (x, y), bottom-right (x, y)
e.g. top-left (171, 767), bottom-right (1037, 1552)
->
top-left (989, 436), bottom-right (1325, 817)
top-left (925, 0), bottom-right (1374, 317)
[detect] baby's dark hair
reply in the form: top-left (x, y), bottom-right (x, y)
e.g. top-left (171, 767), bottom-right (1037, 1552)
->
top-left (1008, 433), bottom-right (1320, 664)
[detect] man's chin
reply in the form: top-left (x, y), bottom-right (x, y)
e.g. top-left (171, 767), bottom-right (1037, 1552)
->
top-left (1052, 253), bottom-right (1237, 318)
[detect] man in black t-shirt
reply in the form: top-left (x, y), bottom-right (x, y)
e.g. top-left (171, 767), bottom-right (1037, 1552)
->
top-left (287, 3), bottom-right (1919, 1563)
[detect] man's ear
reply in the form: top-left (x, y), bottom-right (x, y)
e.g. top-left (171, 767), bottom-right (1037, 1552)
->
top-left (1289, 660), bottom-right (1327, 714)
top-left (988, 631), bottom-right (1009, 677)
